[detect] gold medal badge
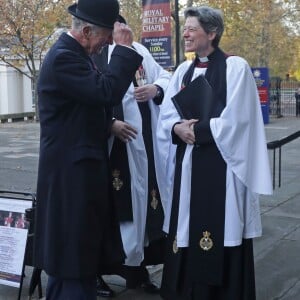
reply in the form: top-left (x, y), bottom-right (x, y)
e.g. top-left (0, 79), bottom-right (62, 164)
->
top-left (199, 231), bottom-right (213, 251)
top-left (112, 169), bottom-right (123, 191)
top-left (150, 188), bottom-right (158, 210)
top-left (173, 236), bottom-right (178, 254)
top-left (135, 65), bottom-right (147, 86)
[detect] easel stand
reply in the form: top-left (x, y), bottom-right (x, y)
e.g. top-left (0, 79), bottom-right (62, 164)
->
top-left (0, 190), bottom-right (43, 299)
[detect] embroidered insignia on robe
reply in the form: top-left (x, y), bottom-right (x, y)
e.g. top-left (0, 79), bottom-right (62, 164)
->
top-left (173, 236), bottom-right (178, 254)
top-left (199, 231), bottom-right (213, 251)
top-left (150, 188), bottom-right (158, 210)
top-left (112, 169), bottom-right (123, 191)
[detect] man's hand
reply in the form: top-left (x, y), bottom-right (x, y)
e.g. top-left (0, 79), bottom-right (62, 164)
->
top-left (111, 120), bottom-right (137, 142)
top-left (113, 22), bottom-right (133, 47)
top-left (174, 119), bottom-right (198, 144)
top-left (134, 84), bottom-right (157, 102)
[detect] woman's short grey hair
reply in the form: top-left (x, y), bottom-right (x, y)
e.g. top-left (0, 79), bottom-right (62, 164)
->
top-left (184, 6), bottom-right (224, 48)
top-left (72, 16), bottom-right (101, 35)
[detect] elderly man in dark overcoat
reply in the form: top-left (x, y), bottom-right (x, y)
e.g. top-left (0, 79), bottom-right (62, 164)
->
top-left (33, 0), bottom-right (142, 299)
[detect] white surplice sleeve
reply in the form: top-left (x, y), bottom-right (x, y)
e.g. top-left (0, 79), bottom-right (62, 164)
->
top-left (210, 56), bottom-right (272, 195)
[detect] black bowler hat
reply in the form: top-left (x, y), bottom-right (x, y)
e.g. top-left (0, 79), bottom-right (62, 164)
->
top-left (68, 0), bottom-right (119, 29)
top-left (116, 15), bottom-right (127, 24)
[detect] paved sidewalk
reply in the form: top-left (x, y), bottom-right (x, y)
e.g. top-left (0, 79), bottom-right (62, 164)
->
top-left (0, 116), bottom-right (299, 299)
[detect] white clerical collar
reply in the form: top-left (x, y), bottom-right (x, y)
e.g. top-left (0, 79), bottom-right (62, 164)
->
top-left (199, 56), bottom-right (209, 63)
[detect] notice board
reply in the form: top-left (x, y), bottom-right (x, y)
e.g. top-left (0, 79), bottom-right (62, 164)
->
top-left (0, 196), bottom-right (32, 288)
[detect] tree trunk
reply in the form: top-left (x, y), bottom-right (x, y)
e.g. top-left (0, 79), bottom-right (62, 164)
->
top-left (32, 75), bottom-right (39, 122)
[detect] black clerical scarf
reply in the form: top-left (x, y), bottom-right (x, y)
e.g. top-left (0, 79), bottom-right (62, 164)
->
top-left (167, 47), bottom-right (228, 287)
top-left (93, 46), bottom-right (131, 221)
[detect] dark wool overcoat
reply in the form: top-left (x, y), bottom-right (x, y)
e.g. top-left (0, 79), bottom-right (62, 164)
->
top-left (33, 33), bottom-right (142, 279)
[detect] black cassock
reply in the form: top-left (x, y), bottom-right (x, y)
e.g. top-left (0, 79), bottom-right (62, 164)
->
top-left (160, 48), bottom-right (256, 300)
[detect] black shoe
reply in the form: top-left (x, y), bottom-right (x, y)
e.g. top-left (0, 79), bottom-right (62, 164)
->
top-left (96, 277), bottom-right (115, 298)
top-left (140, 280), bottom-right (160, 294)
top-left (126, 279), bottom-right (160, 294)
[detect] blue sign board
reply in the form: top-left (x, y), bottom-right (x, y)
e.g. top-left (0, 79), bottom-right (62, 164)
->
top-left (252, 67), bottom-right (270, 124)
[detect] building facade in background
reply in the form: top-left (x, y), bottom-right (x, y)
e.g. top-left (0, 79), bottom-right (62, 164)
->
top-left (0, 63), bottom-right (34, 115)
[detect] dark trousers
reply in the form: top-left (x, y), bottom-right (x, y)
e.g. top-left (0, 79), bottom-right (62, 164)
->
top-left (46, 275), bottom-right (97, 300)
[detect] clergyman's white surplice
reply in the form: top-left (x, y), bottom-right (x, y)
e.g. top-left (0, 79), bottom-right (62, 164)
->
top-left (156, 56), bottom-right (272, 248)
top-left (108, 42), bottom-right (171, 266)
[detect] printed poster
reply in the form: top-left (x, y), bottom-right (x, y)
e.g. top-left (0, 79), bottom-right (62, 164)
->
top-left (0, 197), bottom-right (31, 287)
top-left (141, 0), bottom-right (173, 67)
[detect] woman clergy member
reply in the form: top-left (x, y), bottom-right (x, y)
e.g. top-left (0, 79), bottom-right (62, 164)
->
top-left (156, 6), bottom-right (272, 300)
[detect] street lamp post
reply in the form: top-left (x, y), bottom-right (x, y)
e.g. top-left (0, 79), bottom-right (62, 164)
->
top-left (174, 0), bottom-right (180, 68)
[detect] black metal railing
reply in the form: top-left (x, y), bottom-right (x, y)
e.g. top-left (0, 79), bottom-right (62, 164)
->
top-left (269, 78), bottom-right (300, 118)
top-left (267, 131), bottom-right (300, 189)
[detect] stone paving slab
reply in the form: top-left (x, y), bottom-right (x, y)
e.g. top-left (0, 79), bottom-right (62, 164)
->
top-left (0, 117), bottom-right (299, 299)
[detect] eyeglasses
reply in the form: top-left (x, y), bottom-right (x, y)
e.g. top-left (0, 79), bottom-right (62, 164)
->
top-left (182, 26), bottom-right (201, 33)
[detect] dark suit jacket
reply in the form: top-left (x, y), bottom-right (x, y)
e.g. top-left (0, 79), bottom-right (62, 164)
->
top-left (34, 32), bottom-right (142, 279)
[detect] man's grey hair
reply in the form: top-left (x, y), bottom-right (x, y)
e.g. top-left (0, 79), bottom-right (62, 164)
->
top-left (184, 6), bottom-right (224, 48)
top-left (71, 16), bottom-right (102, 35)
